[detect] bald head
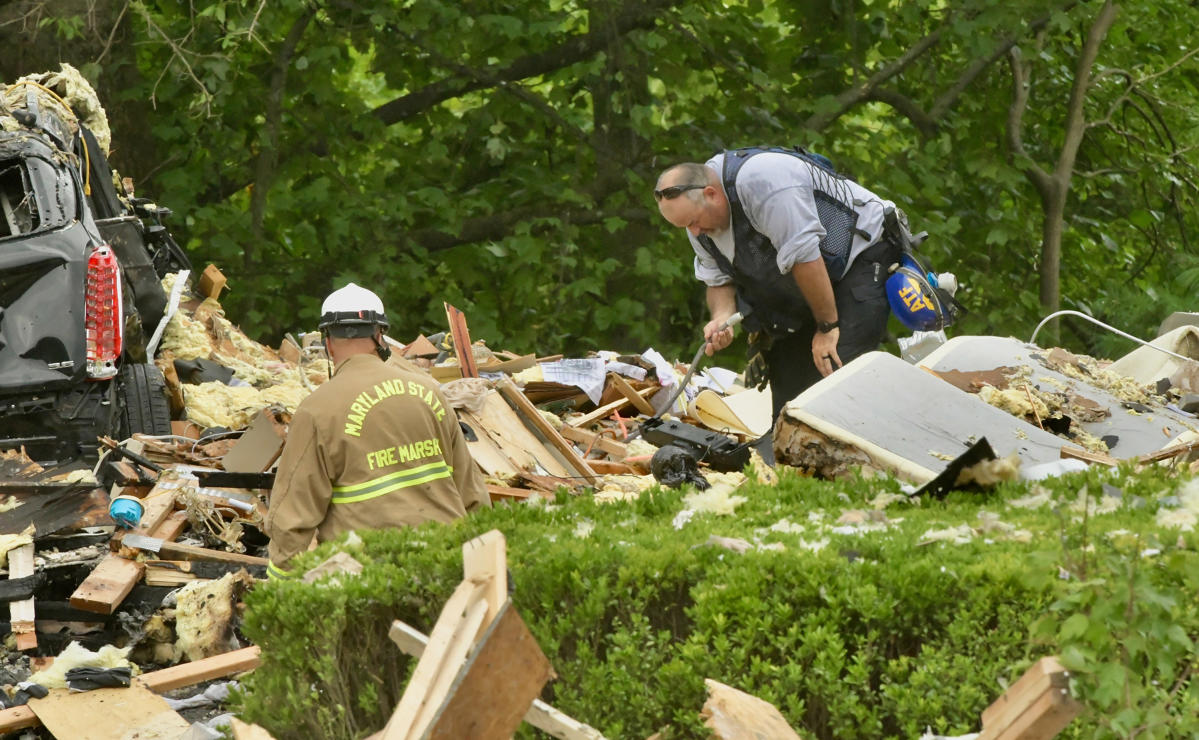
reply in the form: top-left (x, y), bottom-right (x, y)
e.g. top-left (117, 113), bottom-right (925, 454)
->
top-left (655, 162), bottom-right (728, 237)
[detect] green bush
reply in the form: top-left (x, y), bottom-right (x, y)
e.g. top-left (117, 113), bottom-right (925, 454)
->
top-left (234, 465), bottom-right (1199, 739)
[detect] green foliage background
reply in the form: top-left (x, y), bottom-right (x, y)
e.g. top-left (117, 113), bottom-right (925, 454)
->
top-left (3, 0), bottom-right (1197, 362)
top-left (235, 465), bottom-right (1199, 739)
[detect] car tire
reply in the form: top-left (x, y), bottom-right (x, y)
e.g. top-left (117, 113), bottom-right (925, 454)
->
top-left (118, 362), bottom-right (173, 438)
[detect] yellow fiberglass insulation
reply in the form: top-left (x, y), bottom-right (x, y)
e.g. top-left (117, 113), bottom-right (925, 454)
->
top-left (175, 571), bottom-right (255, 662)
top-left (183, 381), bottom-right (309, 430)
top-left (159, 310), bottom-right (215, 361)
top-left (28, 642), bottom-right (136, 689)
top-left (977, 383), bottom-right (1051, 420)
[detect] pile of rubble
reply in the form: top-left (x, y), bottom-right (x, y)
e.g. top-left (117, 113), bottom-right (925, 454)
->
top-left (2, 263), bottom-right (1197, 736)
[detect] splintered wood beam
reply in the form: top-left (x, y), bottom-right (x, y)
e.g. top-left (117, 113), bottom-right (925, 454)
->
top-left (421, 602), bottom-right (554, 739)
top-left (388, 618), bottom-right (606, 740)
top-left (607, 373), bottom-right (656, 416)
top-left (978, 656), bottom-right (1083, 740)
top-left (69, 555), bottom-right (145, 615)
top-left (1060, 445), bottom-right (1118, 466)
top-left (1136, 439), bottom-right (1199, 465)
top-left (463, 529), bottom-right (507, 626)
top-left (8, 543), bottom-right (36, 651)
top-left (138, 646), bottom-right (262, 693)
top-left (122, 539), bottom-right (269, 567)
top-left (497, 377), bottom-right (597, 484)
top-left (568, 386), bottom-right (658, 429)
top-left (558, 425), bottom-right (629, 459)
top-left (444, 302), bottom-right (478, 378)
top-left (382, 579), bottom-right (486, 739)
top-left (486, 484), bottom-right (534, 503)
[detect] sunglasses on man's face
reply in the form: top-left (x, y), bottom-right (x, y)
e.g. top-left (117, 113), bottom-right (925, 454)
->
top-left (653, 184), bottom-right (706, 201)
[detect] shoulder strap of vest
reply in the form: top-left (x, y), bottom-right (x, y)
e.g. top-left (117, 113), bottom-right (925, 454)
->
top-left (696, 233), bottom-right (736, 278)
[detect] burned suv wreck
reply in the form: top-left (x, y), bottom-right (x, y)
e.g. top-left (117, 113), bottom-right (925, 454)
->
top-left (0, 68), bottom-right (189, 462)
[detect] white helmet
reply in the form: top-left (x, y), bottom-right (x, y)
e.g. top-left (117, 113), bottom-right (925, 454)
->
top-left (319, 282), bottom-right (389, 337)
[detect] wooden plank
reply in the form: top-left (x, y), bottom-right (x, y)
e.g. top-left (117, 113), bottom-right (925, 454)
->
top-left (558, 425), bottom-right (629, 459)
top-left (125, 538), bottom-right (269, 567)
top-left (1136, 439), bottom-right (1199, 465)
top-left (568, 386), bottom-right (657, 429)
top-left (486, 484), bottom-right (533, 503)
top-left (979, 656), bottom-right (1082, 740)
top-left (607, 373), bottom-right (656, 416)
top-left (133, 489), bottom-right (179, 534)
top-left (585, 460), bottom-right (636, 475)
top-left (424, 602), bottom-right (555, 740)
top-left (388, 618), bottom-right (605, 740)
top-left (232, 717), bottom-right (278, 740)
top-left (8, 542), bottom-right (36, 651)
top-left (29, 683), bottom-right (190, 739)
top-left (462, 529), bottom-right (507, 626)
top-left (0, 705), bottom-right (36, 733)
top-left (382, 580), bottom-right (486, 739)
top-left (980, 657), bottom-right (1065, 728)
top-left (69, 555), bottom-right (145, 614)
top-left (982, 684), bottom-right (1082, 740)
top-left (701, 679), bottom-right (801, 740)
top-left (498, 378), bottom-right (597, 484)
top-left (150, 510), bottom-right (190, 542)
top-left (139, 646), bottom-right (262, 693)
top-left (1060, 445), bottom-right (1118, 466)
top-left (408, 598), bottom-right (491, 739)
top-left (474, 391), bottom-right (571, 477)
top-left (444, 302), bottom-right (478, 378)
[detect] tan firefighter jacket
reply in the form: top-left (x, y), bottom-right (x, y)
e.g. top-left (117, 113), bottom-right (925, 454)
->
top-left (265, 353), bottom-right (489, 576)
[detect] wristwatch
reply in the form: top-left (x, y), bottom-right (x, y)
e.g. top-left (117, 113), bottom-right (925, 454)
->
top-left (816, 320), bottom-right (839, 334)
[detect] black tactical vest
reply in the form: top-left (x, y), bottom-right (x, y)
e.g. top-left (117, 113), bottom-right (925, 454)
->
top-left (696, 147), bottom-right (870, 335)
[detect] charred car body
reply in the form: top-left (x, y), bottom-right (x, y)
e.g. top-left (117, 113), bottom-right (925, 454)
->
top-left (0, 74), bottom-right (189, 462)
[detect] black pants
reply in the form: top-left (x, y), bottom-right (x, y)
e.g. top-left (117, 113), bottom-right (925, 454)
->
top-left (765, 240), bottom-right (895, 421)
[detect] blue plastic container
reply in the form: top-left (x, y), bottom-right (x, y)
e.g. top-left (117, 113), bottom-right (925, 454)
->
top-left (109, 497), bottom-right (144, 529)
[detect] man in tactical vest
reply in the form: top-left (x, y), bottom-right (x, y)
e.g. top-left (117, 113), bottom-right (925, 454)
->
top-left (655, 147), bottom-right (902, 422)
top-left (265, 283), bottom-right (490, 579)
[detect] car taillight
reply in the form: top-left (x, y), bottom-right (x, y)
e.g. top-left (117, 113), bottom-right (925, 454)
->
top-left (85, 245), bottom-right (123, 379)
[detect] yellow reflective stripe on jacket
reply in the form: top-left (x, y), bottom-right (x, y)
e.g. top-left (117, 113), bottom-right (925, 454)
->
top-left (330, 460), bottom-right (454, 504)
top-left (268, 561), bottom-right (296, 581)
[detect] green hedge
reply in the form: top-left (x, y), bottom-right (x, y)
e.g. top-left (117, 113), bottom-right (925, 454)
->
top-left (234, 465), bottom-right (1199, 739)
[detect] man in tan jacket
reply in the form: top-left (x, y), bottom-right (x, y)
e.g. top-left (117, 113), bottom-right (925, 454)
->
top-left (265, 283), bottom-right (489, 579)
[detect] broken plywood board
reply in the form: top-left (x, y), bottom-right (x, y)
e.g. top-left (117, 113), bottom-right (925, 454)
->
top-left (387, 619), bottom-right (604, 740)
top-left (468, 390), bottom-right (572, 477)
top-left (919, 336), bottom-right (1199, 458)
top-left (498, 378), bottom-right (597, 483)
top-left (0, 483), bottom-right (108, 537)
top-left (0, 648), bottom-right (261, 735)
top-left (776, 352), bottom-right (1064, 483)
top-left (701, 678), bottom-right (802, 740)
top-left (423, 602), bottom-right (555, 740)
top-left (459, 409), bottom-right (523, 478)
top-left (28, 683), bottom-right (190, 739)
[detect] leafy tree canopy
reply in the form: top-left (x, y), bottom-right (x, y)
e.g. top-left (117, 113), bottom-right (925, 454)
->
top-left (3, 0), bottom-right (1197, 360)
